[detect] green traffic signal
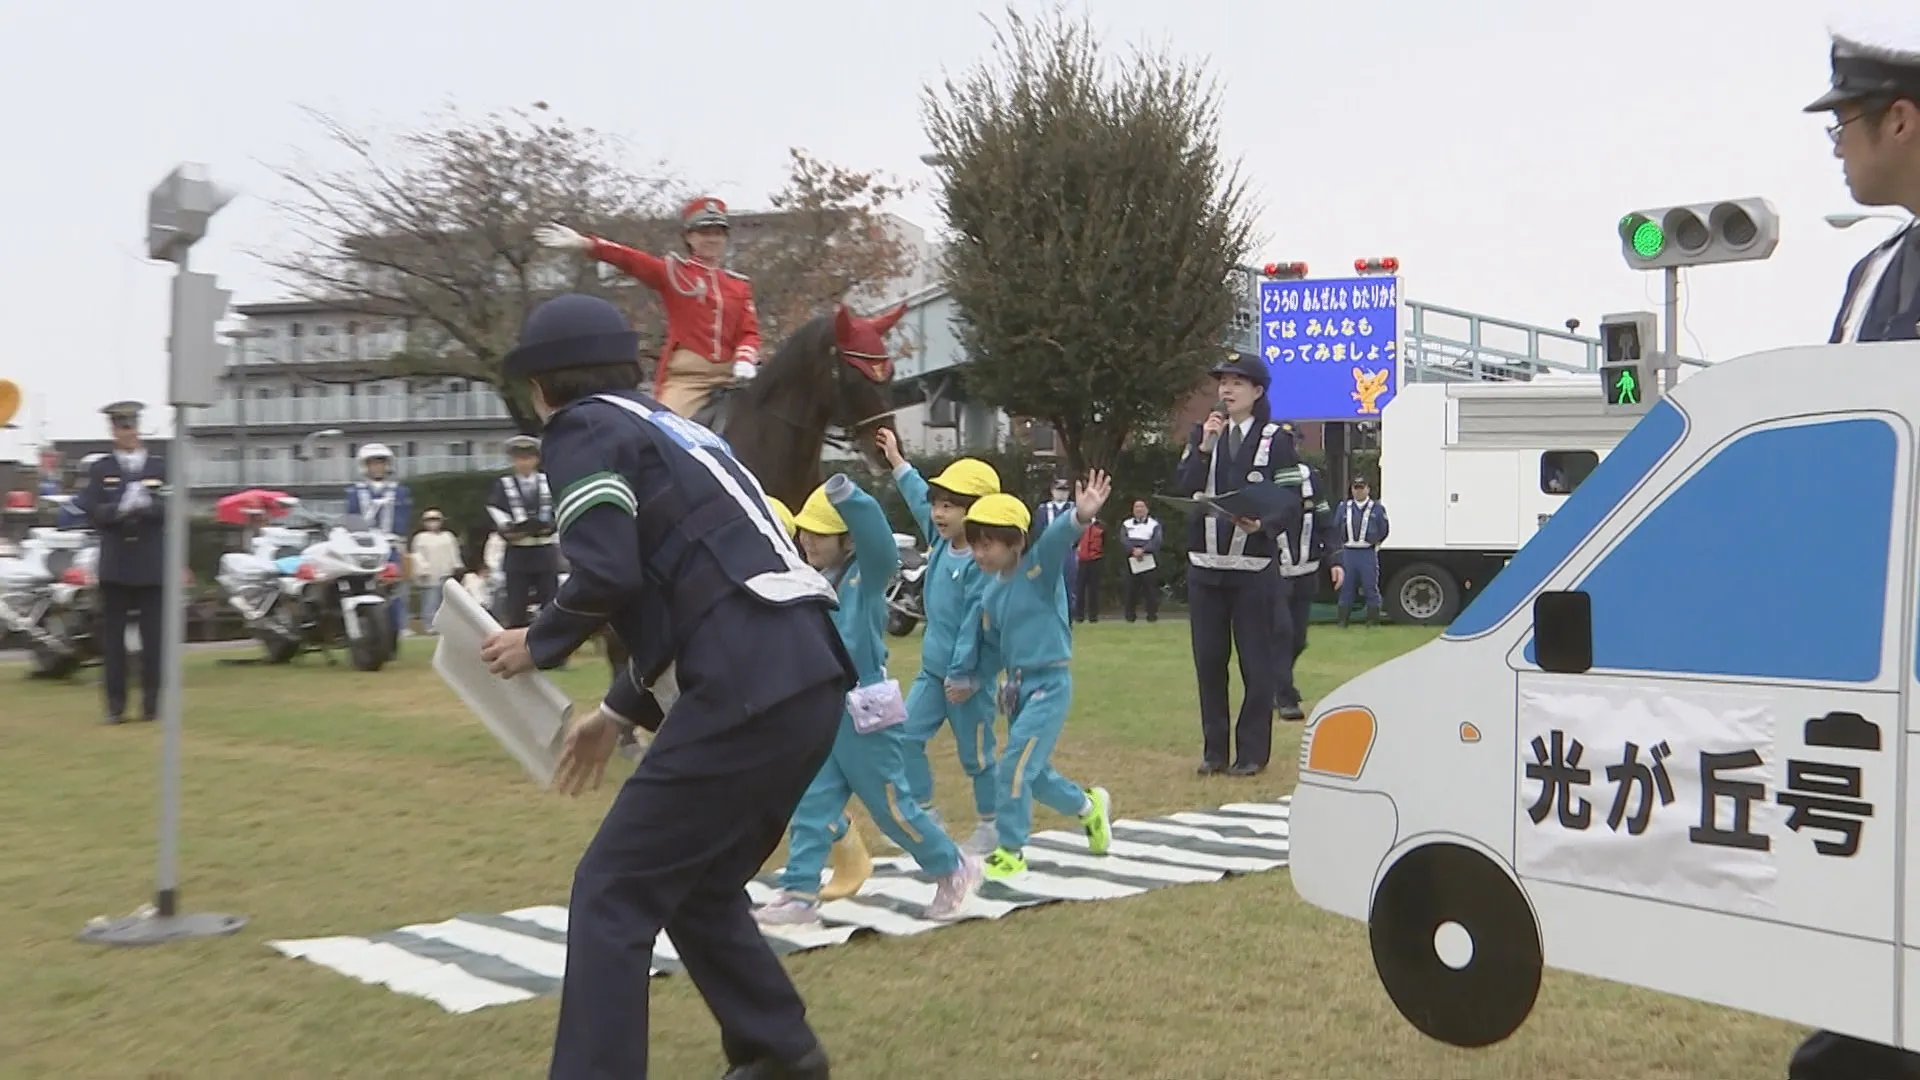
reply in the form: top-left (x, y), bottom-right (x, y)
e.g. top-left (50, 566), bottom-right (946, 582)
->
top-left (1630, 219), bottom-right (1665, 258)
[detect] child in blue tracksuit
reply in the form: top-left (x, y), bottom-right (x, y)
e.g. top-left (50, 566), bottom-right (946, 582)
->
top-left (875, 429), bottom-right (1003, 855)
top-left (955, 474), bottom-right (1115, 882)
top-left (755, 474), bottom-right (983, 925)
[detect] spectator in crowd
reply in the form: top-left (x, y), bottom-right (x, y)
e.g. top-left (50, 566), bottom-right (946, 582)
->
top-left (1035, 477), bottom-right (1079, 619)
top-left (1073, 512), bottom-right (1105, 622)
top-left (1119, 498), bottom-right (1164, 623)
top-left (409, 509), bottom-right (463, 632)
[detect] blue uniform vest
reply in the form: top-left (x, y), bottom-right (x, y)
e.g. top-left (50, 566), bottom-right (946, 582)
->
top-left (582, 393), bottom-right (836, 633)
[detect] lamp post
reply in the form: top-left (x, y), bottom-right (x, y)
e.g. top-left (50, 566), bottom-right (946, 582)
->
top-left (221, 327), bottom-right (268, 486)
top-left (295, 427), bottom-right (345, 488)
top-left (1824, 212), bottom-right (1911, 229)
top-left (79, 164), bottom-right (247, 948)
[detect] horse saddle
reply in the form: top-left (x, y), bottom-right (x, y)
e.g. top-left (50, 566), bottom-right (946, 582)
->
top-left (692, 385), bottom-right (739, 439)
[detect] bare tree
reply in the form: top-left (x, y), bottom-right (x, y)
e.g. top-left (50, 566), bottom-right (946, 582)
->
top-left (263, 103), bottom-right (682, 430)
top-left (736, 148), bottom-right (918, 342)
top-left (922, 5), bottom-right (1257, 474)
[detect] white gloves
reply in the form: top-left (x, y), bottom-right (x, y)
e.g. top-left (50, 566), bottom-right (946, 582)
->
top-left (731, 360), bottom-right (757, 381)
top-left (118, 483), bottom-right (151, 515)
top-left (534, 223), bottom-right (591, 251)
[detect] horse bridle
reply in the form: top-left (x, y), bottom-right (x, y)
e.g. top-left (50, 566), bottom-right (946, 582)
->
top-left (756, 344), bottom-right (894, 450)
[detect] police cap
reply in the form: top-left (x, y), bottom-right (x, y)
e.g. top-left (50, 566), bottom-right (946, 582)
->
top-left (505, 434), bottom-right (542, 455)
top-left (1208, 350), bottom-right (1270, 389)
top-left (102, 401), bottom-right (144, 425)
top-left (503, 293), bottom-right (641, 378)
top-left (1805, 25), bottom-right (1920, 112)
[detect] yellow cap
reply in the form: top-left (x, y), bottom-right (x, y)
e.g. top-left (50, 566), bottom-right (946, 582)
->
top-left (792, 485), bottom-right (847, 536)
top-left (964, 493), bottom-right (1032, 531)
top-left (766, 496), bottom-right (797, 536)
top-left (927, 458), bottom-right (1001, 498)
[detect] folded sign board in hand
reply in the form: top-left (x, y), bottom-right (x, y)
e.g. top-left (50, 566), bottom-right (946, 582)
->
top-left (431, 582), bottom-right (574, 788)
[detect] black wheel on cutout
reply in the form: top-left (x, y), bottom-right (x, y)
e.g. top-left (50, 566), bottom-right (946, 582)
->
top-left (1368, 841), bottom-right (1543, 1048)
top-left (1384, 561), bottom-right (1462, 626)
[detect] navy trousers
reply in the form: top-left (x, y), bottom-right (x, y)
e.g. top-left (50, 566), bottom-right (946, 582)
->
top-left (1187, 567), bottom-right (1278, 769)
top-left (98, 583), bottom-right (161, 719)
top-left (549, 673), bottom-right (842, 1079)
top-left (1272, 571), bottom-right (1316, 709)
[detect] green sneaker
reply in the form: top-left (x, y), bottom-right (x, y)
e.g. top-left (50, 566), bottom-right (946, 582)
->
top-left (983, 846), bottom-right (1027, 880)
top-left (1081, 786), bottom-right (1112, 855)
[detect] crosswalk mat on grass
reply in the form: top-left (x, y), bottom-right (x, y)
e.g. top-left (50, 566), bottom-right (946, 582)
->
top-left (267, 798), bottom-right (1290, 1014)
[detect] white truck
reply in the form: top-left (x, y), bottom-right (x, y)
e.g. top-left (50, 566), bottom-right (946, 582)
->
top-left (1372, 374), bottom-right (1693, 625)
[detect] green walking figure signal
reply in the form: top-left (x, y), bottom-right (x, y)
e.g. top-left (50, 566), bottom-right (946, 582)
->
top-left (1614, 368), bottom-right (1639, 405)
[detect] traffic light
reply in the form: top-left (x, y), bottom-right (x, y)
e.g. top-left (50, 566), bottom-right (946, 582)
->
top-left (1617, 198), bottom-right (1779, 270)
top-left (1354, 256), bottom-right (1400, 275)
top-left (1262, 261), bottom-right (1309, 280)
top-left (1599, 311), bottom-right (1657, 413)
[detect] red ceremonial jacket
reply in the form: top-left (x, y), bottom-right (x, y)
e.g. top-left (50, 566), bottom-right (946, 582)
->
top-left (585, 237), bottom-right (764, 386)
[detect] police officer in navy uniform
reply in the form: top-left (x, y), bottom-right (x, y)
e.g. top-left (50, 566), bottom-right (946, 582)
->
top-left (74, 401), bottom-right (166, 725)
top-left (1173, 351), bottom-right (1304, 776)
top-left (1273, 460), bottom-right (1341, 721)
top-left (476, 293), bottom-right (853, 1080)
top-left (487, 434), bottom-right (561, 628)
top-left (1793, 24), bottom-right (1920, 1080)
top-left (1814, 26), bottom-right (1920, 348)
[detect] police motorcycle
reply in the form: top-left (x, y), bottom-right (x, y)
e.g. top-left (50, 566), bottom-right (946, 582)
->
top-left (883, 532), bottom-right (927, 638)
top-left (1, 508), bottom-right (111, 678)
top-left (219, 504), bottom-right (399, 671)
top-left (214, 508), bottom-right (320, 664)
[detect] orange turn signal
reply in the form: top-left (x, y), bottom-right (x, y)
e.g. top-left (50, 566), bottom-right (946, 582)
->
top-left (1305, 707), bottom-right (1377, 779)
top-left (1459, 722), bottom-right (1481, 743)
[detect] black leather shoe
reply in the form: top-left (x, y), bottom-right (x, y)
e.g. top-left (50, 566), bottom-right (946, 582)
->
top-left (1228, 761), bottom-right (1266, 776)
top-left (1279, 704), bottom-right (1306, 721)
top-left (722, 1044), bottom-right (829, 1079)
top-left (1196, 760), bottom-right (1227, 776)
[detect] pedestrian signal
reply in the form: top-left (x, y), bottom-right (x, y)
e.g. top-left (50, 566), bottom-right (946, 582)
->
top-left (1602, 362), bottom-right (1647, 413)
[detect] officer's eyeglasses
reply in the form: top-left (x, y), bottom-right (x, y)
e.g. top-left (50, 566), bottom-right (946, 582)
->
top-left (1828, 101), bottom-right (1892, 145)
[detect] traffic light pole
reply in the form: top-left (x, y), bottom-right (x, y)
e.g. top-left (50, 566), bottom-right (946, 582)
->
top-left (79, 165), bottom-right (247, 949)
top-left (1662, 267), bottom-right (1681, 393)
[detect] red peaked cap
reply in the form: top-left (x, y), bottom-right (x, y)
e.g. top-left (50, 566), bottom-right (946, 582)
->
top-left (834, 303), bottom-right (907, 383)
top-left (682, 195), bottom-right (729, 229)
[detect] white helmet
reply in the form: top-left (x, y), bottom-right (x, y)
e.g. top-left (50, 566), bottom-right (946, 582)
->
top-left (357, 443), bottom-right (394, 464)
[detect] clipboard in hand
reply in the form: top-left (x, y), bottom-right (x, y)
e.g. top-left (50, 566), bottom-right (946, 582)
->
top-left (431, 582), bottom-right (575, 788)
top-left (1196, 483), bottom-right (1293, 526)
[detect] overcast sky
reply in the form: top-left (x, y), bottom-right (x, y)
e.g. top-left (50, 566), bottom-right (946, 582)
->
top-left (0, 0), bottom-right (1907, 457)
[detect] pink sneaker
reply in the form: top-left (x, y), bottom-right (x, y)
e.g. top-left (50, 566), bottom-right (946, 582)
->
top-left (924, 855), bottom-right (982, 921)
top-left (754, 892), bottom-right (822, 926)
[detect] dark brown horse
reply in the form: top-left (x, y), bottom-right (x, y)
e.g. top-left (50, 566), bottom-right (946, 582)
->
top-left (596, 301), bottom-right (906, 674)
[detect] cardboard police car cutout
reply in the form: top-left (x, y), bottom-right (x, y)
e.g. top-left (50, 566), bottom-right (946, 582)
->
top-left (1288, 341), bottom-right (1920, 1052)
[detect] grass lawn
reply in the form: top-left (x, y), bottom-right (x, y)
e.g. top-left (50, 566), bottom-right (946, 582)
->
top-left (1, 622), bottom-right (1807, 1079)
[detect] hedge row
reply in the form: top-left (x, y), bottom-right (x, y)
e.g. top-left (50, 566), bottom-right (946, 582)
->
top-left (181, 441), bottom-right (1380, 604)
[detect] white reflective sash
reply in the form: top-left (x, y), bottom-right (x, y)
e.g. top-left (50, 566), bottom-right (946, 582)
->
top-left (356, 481), bottom-right (396, 533)
top-left (501, 474), bottom-right (557, 547)
top-left (1280, 465), bottom-right (1318, 576)
top-left (1841, 230), bottom-right (1908, 343)
top-left (1343, 500), bottom-right (1378, 547)
top-left (1188, 419), bottom-right (1269, 572)
top-left (590, 394), bottom-right (835, 604)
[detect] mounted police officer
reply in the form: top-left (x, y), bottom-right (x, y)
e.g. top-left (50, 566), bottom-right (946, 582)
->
top-left (345, 442), bottom-right (412, 647)
top-left (1172, 351), bottom-right (1304, 777)
top-left (1273, 459), bottom-right (1341, 721)
top-left (486, 435), bottom-right (560, 629)
top-left (476, 293), bottom-right (852, 1080)
top-left (1793, 24), bottom-right (1920, 1080)
top-left (73, 402), bottom-right (166, 725)
top-left (1814, 24), bottom-right (1920, 347)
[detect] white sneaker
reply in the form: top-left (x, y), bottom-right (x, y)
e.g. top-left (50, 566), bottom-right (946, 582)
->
top-left (924, 855), bottom-right (982, 921)
top-left (962, 820), bottom-right (999, 856)
top-left (753, 892), bottom-right (822, 926)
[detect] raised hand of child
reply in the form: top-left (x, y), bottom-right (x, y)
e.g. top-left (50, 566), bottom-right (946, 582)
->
top-left (874, 427), bottom-right (905, 469)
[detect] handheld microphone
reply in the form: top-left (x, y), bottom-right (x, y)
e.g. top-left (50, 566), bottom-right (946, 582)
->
top-left (1211, 400), bottom-right (1229, 418)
